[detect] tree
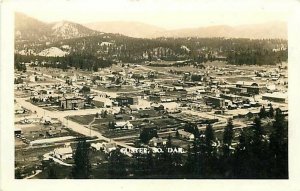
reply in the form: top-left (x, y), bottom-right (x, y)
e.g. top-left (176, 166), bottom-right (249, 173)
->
top-left (166, 134), bottom-right (172, 147)
top-left (108, 121), bottom-right (116, 130)
top-left (80, 86), bottom-right (90, 94)
top-left (71, 139), bottom-right (91, 179)
top-left (268, 104), bottom-right (274, 118)
top-left (47, 165), bottom-right (58, 179)
top-left (249, 117), bottom-right (269, 178)
top-left (223, 118), bottom-right (234, 147)
top-left (259, 106), bottom-right (267, 118)
top-left (139, 128), bottom-right (158, 144)
top-left (252, 117), bottom-right (264, 143)
top-left (269, 108), bottom-right (288, 178)
top-left (101, 110), bottom-right (108, 118)
top-left (108, 149), bottom-right (128, 178)
top-left (203, 123), bottom-right (218, 178)
top-left (221, 118), bottom-right (235, 177)
top-left (205, 123), bottom-right (215, 152)
top-left (15, 169), bottom-right (22, 179)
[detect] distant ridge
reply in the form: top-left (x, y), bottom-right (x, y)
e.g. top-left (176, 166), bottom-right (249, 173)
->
top-left (85, 21), bottom-right (287, 39)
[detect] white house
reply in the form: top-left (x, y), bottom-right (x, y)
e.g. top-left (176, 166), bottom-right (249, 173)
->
top-left (149, 137), bottom-right (167, 147)
top-left (53, 143), bottom-right (73, 160)
top-left (91, 142), bottom-right (105, 151)
top-left (178, 129), bottom-right (195, 141)
top-left (115, 121), bottom-right (134, 129)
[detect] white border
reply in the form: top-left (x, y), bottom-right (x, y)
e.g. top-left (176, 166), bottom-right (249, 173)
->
top-left (1, 1), bottom-right (300, 191)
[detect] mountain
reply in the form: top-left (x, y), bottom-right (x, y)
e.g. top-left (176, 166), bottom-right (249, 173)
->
top-left (160, 22), bottom-right (287, 39)
top-left (85, 20), bottom-right (287, 39)
top-left (85, 21), bottom-right (165, 38)
top-left (15, 12), bottom-right (51, 42)
top-left (15, 12), bottom-right (100, 44)
top-left (50, 20), bottom-right (100, 40)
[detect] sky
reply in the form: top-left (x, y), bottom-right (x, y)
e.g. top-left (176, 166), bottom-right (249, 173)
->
top-left (11, 0), bottom-right (296, 29)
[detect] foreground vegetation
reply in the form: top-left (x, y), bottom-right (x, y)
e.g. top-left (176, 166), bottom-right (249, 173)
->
top-left (39, 108), bottom-right (287, 179)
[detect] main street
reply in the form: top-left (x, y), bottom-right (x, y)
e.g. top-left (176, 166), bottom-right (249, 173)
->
top-left (15, 97), bottom-right (136, 150)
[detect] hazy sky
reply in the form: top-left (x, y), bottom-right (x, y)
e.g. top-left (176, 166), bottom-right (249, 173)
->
top-left (12, 0), bottom-right (295, 29)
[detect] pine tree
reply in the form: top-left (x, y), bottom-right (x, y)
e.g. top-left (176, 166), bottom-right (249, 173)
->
top-left (204, 123), bottom-right (217, 178)
top-left (205, 123), bottom-right (215, 154)
top-left (221, 118), bottom-right (235, 177)
top-left (223, 118), bottom-right (234, 147)
top-left (269, 108), bottom-right (288, 178)
top-left (166, 134), bottom-right (172, 148)
top-left (108, 149), bottom-right (128, 178)
top-left (250, 117), bottom-right (268, 178)
top-left (48, 165), bottom-right (58, 179)
top-left (259, 106), bottom-right (267, 118)
top-left (71, 139), bottom-right (91, 179)
top-left (269, 104), bottom-right (274, 118)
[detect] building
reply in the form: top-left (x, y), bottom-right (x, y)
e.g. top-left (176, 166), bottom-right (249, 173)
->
top-left (115, 96), bottom-right (138, 106)
top-left (228, 87), bottom-right (247, 95)
top-left (115, 121), bottom-right (134, 129)
top-left (177, 129), bottom-right (195, 141)
top-left (244, 86), bottom-right (260, 95)
top-left (262, 93), bottom-right (287, 103)
top-left (93, 96), bottom-right (112, 108)
top-left (15, 128), bottom-right (22, 136)
top-left (220, 94), bottom-right (242, 102)
top-left (15, 104), bottom-right (25, 114)
top-left (59, 95), bottom-right (85, 110)
top-left (53, 143), bottom-right (73, 160)
top-left (104, 142), bottom-right (117, 153)
top-left (149, 137), bottom-right (167, 147)
top-left (91, 141), bottom-right (117, 153)
top-left (205, 96), bottom-right (225, 108)
top-left (235, 81), bottom-right (258, 88)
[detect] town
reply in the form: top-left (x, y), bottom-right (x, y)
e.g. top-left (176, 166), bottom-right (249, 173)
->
top-left (14, 58), bottom-right (288, 179)
top-left (13, 12), bottom-right (288, 179)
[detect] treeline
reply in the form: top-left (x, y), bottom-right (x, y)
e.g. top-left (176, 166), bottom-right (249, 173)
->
top-left (17, 35), bottom-right (288, 65)
top-left (14, 53), bottom-right (114, 71)
top-left (226, 48), bottom-right (288, 65)
top-left (67, 108), bottom-right (287, 179)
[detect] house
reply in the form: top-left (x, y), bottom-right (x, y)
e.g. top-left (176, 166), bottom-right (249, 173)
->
top-left (115, 121), bottom-right (134, 129)
top-left (15, 128), bottom-right (22, 136)
top-left (149, 137), bottom-right (167, 147)
top-left (91, 142), bottom-right (117, 153)
top-left (46, 129), bottom-right (60, 137)
top-left (91, 142), bottom-right (105, 151)
top-left (40, 116), bottom-right (52, 125)
top-left (103, 142), bottom-right (117, 153)
top-left (59, 95), bottom-right (85, 110)
top-left (153, 104), bottom-right (165, 111)
top-left (40, 89), bottom-right (54, 95)
top-left (174, 86), bottom-right (185, 91)
top-left (15, 104), bottom-right (25, 114)
top-left (177, 129), bottom-right (195, 141)
top-left (53, 143), bottom-right (73, 160)
top-left (129, 105), bottom-right (139, 113)
top-left (114, 114), bottom-right (124, 120)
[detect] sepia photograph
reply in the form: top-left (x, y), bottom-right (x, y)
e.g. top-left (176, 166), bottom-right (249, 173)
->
top-left (12, 0), bottom-right (289, 180)
top-left (2, 0), bottom-right (300, 190)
